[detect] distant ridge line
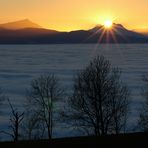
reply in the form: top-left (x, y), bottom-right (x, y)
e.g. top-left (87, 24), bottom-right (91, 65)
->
top-left (0, 19), bottom-right (148, 44)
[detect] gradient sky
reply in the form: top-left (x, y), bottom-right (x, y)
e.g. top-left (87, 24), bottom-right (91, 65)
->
top-left (0, 0), bottom-right (148, 31)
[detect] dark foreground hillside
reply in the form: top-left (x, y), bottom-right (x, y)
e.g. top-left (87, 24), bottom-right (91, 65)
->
top-left (0, 132), bottom-right (148, 148)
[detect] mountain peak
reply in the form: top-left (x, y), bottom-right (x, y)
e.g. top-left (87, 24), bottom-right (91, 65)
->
top-left (0, 19), bottom-right (42, 30)
top-left (19, 19), bottom-right (36, 23)
top-left (19, 19), bottom-right (32, 23)
top-left (89, 23), bottom-right (128, 33)
top-left (23, 18), bottom-right (30, 21)
top-left (112, 23), bottom-right (126, 29)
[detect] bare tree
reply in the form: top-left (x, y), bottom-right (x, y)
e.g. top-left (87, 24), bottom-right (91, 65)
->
top-left (22, 109), bottom-right (46, 140)
top-left (1, 99), bottom-right (24, 141)
top-left (107, 70), bottom-right (129, 134)
top-left (139, 76), bottom-right (148, 132)
top-left (25, 74), bottom-right (64, 140)
top-left (67, 56), bottom-right (130, 136)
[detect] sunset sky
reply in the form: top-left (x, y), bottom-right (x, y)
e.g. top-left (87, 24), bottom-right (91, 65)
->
top-left (0, 0), bottom-right (148, 31)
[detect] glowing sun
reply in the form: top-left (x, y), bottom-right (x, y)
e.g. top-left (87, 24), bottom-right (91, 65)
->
top-left (104, 20), bottom-right (113, 28)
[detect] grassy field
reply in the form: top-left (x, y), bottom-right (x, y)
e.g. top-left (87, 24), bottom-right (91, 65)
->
top-left (0, 132), bottom-right (148, 147)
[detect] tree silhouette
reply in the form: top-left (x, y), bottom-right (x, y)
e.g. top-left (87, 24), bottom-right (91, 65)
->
top-left (1, 99), bottom-right (24, 141)
top-left (67, 56), bottom-right (130, 135)
top-left (25, 74), bottom-right (64, 140)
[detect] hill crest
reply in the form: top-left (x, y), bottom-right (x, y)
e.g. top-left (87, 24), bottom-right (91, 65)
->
top-left (0, 19), bottom-right (42, 30)
top-left (0, 20), bottom-right (148, 44)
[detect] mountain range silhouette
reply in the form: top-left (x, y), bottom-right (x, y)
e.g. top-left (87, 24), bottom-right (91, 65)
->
top-left (0, 19), bottom-right (148, 44)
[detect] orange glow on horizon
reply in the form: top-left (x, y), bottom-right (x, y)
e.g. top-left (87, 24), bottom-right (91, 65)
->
top-left (0, 0), bottom-right (148, 31)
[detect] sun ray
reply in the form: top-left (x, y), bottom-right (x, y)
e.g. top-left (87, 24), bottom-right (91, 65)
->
top-left (98, 28), bottom-right (106, 43)
top-left (83, 26), bottom-right (104, 42)
top-left (110, 29), bottom-right (118, 43)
